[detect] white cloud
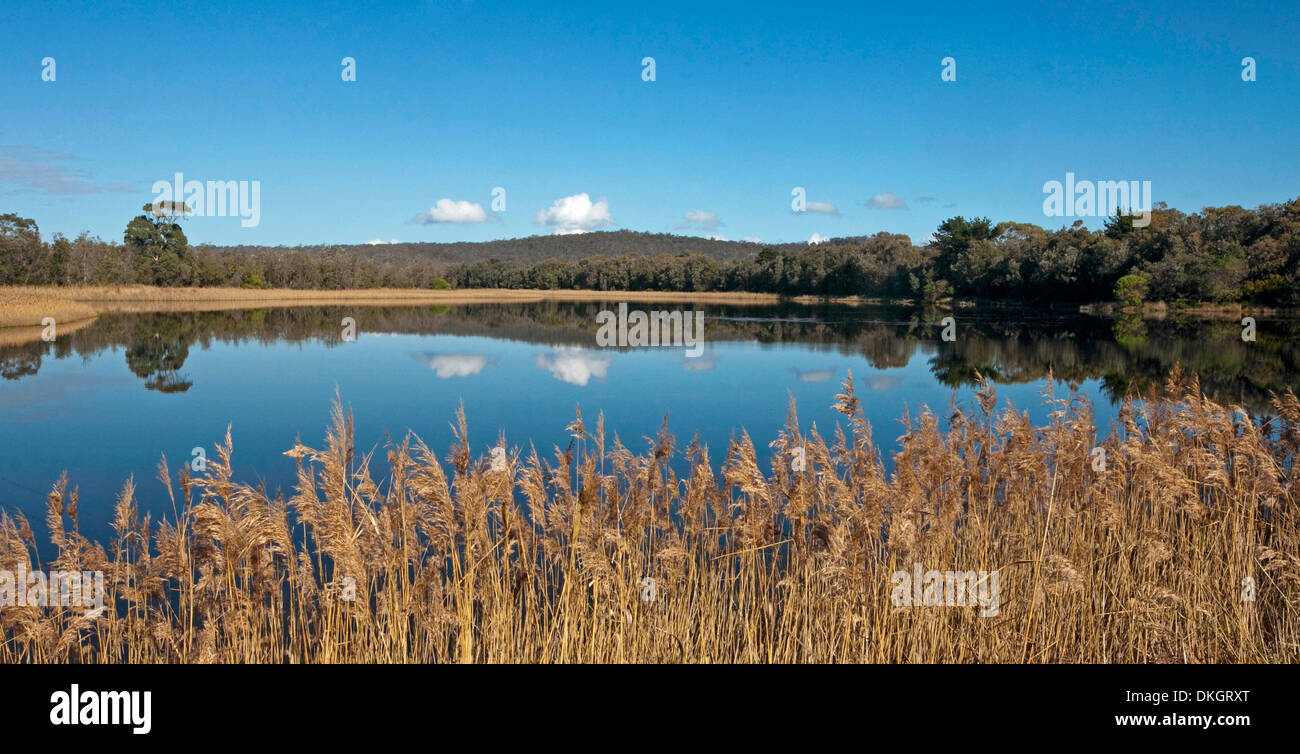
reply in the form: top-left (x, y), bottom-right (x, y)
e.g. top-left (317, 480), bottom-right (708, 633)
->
top-left (807, 232), bottom-right (827, 245)
top-left (416, 198), bottom-right (489, 224)
top-left (676, 209), bottom-right (722, 233)
top-left (535, 347), bottom-right (611, 386)
top-left (864, 375), bottom-right (903, 391)
top-left (706, 234), bottom-right (728, 241)
top-left (866, 193), bottom-right (907, 210)
top-left (793, 368), bottom-right (836, 382)
top-left (536, 193), bottom-right (612, 234)
top-left (365, 238), bottom-right (400, 245)
top-left (741, 236), bottom-right (762, 243)
top-left (427, 354), bottom-right (489, 378)
top-left (0, 146), bottom-right (134, 195)
top-left (805, 200), bottom-right (838, 215)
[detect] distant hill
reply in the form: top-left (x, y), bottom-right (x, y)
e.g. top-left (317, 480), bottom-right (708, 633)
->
top-left (7, 198), bottom-right (1298, 307)
top-left (203, 230), bottom-right (886, 270)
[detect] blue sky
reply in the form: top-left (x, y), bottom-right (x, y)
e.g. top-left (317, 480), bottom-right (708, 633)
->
top-left (1, 0), bottom-right (1296, 247)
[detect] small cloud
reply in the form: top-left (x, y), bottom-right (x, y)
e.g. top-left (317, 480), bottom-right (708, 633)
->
top-left (863, 375), bottom-right (902, 391)
top-left (706, 233), bottom-right (728, 241)
top-left (413, 198), bottom-right (489, 224)
top-left (793, 367), bottom-right (835, 382)
top-left (365, 238), bottom-right (400, 245)
top-left (866, 193), bottom-right (907, 210)
top-left (426, 354), bottom-right (490, 378)
top-left (536, 193), bottom-right (612, 234)
top-left (804, 200), bottom-right (838, 215)
top-left (676, 209), bottom-right (722, 233)
top-left (0, 145), bottom-right (134, 195)
top-left (915, 196), bottom-right (937, 205)
top-left (807, 232), bottom-right (828, 245)
top-left (741, 236), bottom-right (762, 243)
top-left (535, 347), bottom-right (611, 386)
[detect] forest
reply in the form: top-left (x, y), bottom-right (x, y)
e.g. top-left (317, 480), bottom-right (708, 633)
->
top-left (2, 198), bottom-right (1298, 306)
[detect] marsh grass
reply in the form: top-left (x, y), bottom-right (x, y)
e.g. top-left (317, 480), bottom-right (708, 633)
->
top-left (2, 369), bottom-right (1297, 663)
top-left (0, 289), bottom-right (97, 330)
top-left (2, 284), bottom-right (788, 312)
top-left (0, 285), bottom-right (788, 345)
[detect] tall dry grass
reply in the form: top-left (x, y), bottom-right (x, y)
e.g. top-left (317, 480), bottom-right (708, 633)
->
top-left (2, 369), bottom-right (1297, 663)
top-left (2, 284), bottom-right (789, 311)
top-left (0, 289), bottom-right (98, 330)
top-left (0, 285), bottom-right (789, 345)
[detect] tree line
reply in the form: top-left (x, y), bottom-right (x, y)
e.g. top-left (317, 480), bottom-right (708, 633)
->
top-left (2, 198), bottom-right (1298, 305)
top-left (0, 205), bottom-right (447, 290)
top-left (448, 200), bottom-right (1300, 306)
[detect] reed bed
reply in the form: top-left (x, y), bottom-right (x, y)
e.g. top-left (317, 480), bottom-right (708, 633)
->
top-left (0, 317), bottom-right (96, 348)
top-left (0, 286), bottom-right (788, 344)
top-left (2, 284), bottom-right (788, 309)
top-left (0, 289), bottom-right (97, 330)
top-left (2, 369), bottom-right (1297, 663)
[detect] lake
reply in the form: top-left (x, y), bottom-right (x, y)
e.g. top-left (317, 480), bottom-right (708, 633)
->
top-left (2, 299), bottom-right (1296, 549)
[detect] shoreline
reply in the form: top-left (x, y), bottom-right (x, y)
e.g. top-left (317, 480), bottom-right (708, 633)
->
top-left (1, 284), bottom-right (1289, 334)
top-left (2, 285), bottom-right (786, 316)
top-left (0, 286), bottom-right (885, 331)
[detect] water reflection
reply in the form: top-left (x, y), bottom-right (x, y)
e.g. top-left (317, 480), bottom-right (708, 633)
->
top-left (0, 301), bottom-right (1297, 410)
top-left (535, 347), bottom-right (612, 386)
top-left (125, 314), bottom-right (193, 392)
top-left (793, 367), bottom-right (837, 383)
top-left (421, 353), bottom-right (493, 378)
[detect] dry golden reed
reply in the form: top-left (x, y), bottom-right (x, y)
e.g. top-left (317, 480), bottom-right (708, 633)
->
top-left (0, 285), bottom-right (790, 345)
top-left (2, 368), bottom-right (1297, 663)
top-left (0, 289), bottom-right (97, 330)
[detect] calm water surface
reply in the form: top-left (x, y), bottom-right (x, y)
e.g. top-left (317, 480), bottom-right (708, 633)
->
top-left (2, 300), bottom-right (1296, 547)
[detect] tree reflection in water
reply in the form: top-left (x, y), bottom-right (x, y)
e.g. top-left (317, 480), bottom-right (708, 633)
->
top-left (0, 302), bottom-right (1295, 411)
top-left (126, 315), bottom-right (193, 393)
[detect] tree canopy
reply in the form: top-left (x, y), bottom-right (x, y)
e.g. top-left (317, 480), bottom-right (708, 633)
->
top-left (2, 197), bottom-right (1298, 306)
